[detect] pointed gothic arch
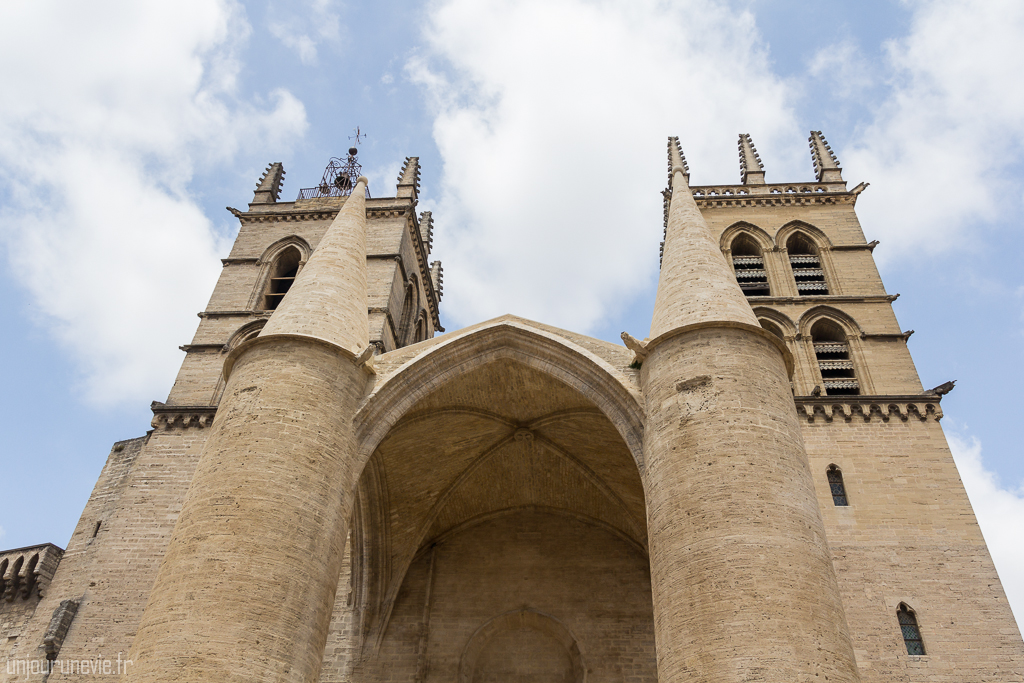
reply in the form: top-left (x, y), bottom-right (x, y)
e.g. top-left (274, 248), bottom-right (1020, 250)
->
top-left (355, 318), bottom-right (645, 471)
top-left (250, 236), bottom-right (312, 311)
top-left (458, 609), bottom-right (586, 683)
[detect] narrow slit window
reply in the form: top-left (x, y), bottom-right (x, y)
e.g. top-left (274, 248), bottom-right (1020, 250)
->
top-left (731, 235), bottom-right (770, 297)
top-left (827, 467), bottom-right (848, 506)
top-left (811, 320), bottom-right (859, 396)
top-left (787, 233), bottom-right (829, 296)
top-left (897, 604), bottom-right (925, 655)
top-left (263, 247), bottom-right (302, 311)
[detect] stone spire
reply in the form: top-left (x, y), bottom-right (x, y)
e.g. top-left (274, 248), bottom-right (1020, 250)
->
top-left (649, 137), bottom-right (758, 339)
top-left (251, 162), bottom-right (285, 204)
top-left (260, 177), bottom-right (370, 355)
top-left (738, 133), bottom-right (765, 184)
top-left (809, 130), bottom-right (843, 182)
top-left (396, 156), bottom-right (421, 200)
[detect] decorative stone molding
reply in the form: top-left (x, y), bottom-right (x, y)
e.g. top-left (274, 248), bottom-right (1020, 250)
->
top-left (0, 543), bottom-right (63, 601)
top-left (692, 184), bottom-right (856, 209)
top-left (150, 402), bottom-right (218, 430)
top-left (795, 395), bottom-right (943, 423)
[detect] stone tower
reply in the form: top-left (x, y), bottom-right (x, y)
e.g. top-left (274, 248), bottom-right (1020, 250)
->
top-left (1, 137), bottom-right (1021, 683)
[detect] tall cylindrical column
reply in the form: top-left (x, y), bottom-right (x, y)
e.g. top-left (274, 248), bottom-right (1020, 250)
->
top-left (127, 178), bottom-right (372, 683)
top-left (642, 326), bottom-right (860, 683)
top-left (126, 339), bottom-right (364, 683)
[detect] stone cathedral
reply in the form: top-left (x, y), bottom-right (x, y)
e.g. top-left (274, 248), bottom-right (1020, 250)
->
top-left (2, 133), bottom-right (1022, 683)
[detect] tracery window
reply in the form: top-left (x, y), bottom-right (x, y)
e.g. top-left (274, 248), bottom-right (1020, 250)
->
top-left (811, 319), bottom-right (859, 395)
top-left (897, 604), bottom-right (925, 655)
top-left (827, 466), bottom-right (848, 506)
top-left (262, 246), bottom-right (302, 310)
top-left (787, 232), bottom-right (829, 295)
top-left (731, 235), bottom-right (770, 297)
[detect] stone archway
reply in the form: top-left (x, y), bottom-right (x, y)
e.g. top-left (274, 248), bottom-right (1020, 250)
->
top-left (459, 610), bottom-right (586, 683)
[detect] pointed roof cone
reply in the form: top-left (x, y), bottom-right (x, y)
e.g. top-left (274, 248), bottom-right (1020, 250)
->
top-left (738, 134), bottom-right (765, 184)
top-left (396, 156), bottom-right (421, 200)
top-left (251, 162), bottom-right (285, 204)
top-left (260, 177), bottom-right (370, 355)
top-left (809, 131), bottom-right (843, 182)
top-left (649, 138), bottom-right (759, 340)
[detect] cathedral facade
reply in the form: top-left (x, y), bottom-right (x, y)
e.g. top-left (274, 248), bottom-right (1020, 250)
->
top-left (2, 134), bottom-right (1022, 683)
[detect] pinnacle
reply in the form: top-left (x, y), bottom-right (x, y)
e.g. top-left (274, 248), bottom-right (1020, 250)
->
top-left (738, 134), bottom-right (765, 184)
top-left (650, 137), bottom-right (758, 339)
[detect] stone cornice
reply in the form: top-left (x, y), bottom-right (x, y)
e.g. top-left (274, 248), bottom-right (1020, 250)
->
top-left (150, 402), bottom-right (218, 430)
top-left (691, 182), bottom-right (856, 209)
top-left (228, 199), bottom-right (413, 224)
top-left (795, 395), bottom-right (943, 423)
top-left (747, 294), bottom-right (898, 305)
top-left (198, 310), bottom-right (271, 319)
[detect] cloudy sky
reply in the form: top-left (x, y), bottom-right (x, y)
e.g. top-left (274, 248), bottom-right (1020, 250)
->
top-left (0, 0), bottom-right (1022, 625)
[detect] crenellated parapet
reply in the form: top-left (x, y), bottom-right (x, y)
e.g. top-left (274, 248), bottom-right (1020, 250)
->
top-left (0, 543), bottom-right (63, 602)
top-left (795, 395), bottom-right (943, 423)
top-left (251, 162), bottom-right (286, 205)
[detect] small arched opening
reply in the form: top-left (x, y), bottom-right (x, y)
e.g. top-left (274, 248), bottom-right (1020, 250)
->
top-left (261, 246), bottom-right (302, 310)
top-left (731, 234), bottom-right (770, 297)
top-left (787, 232), bottom-right (829, 295)
top-left (811, 319), bottom-right (859, 395)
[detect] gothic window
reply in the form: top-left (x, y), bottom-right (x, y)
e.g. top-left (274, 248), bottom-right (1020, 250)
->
top-left (897, 604), bottom-right (925, 655)
top-left (787, 233), bottom-right (829, 295)
top-left (731, 235), bottom-right (770, 297)
top-left (827, 466), bottom-right (848, 506)
top-left (262, 246), bottom-right (302, 310)
top-left (811, 319), bottom-right (859, 395)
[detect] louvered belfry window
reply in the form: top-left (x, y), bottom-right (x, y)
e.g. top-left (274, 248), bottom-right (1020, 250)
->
top-left (827, 467), bottom-right (848, 506)
top-left (731, 235), bottom-right (770, 297)
top-left (264, 247), bottom-right (301, 310)
top-left (811, 320), bottom-right (859, 396)
top-left (787, 233), bottom-right (829, 295)
top-left (897, 605), bottom-right (925, 655)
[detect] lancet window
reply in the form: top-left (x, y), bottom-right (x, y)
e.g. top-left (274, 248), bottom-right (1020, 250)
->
top-left (827, 466), bottom-right (848, 506)
top-left (897, 604), bottom-right (925, 655)
top-left (811, 319), bottom-right (859, 395)
top-left (787, 233), bottom-right (829, 295)
top-left (262, 247), bottom-right (302, 311)
top-left (731, 235), bottom-right (770, 297)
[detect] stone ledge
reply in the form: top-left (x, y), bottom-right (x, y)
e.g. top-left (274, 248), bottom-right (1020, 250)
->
top-left (795, 395), bottom-right (943, 423)
top-left (150, 402), bottom-right (218, 430)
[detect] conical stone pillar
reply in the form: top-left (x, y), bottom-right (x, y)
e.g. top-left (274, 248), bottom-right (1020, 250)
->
top-left (126, 179), bottom-right (372, 683)
top-left (642, 141), bottom-right (859, 683)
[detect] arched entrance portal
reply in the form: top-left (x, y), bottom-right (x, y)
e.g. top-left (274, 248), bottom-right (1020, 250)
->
top-left (323, 319), bottom-right (656, 682)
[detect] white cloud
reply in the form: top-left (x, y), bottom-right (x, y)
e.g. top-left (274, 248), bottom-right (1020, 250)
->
top-left (949, 432), bottom-right (1024, 625)
top-left (841, 0), bottom-right (1024, 260)
top-left (410, 0), bottom-right (801, 334)
top-left (0, 0), bottom-right (308, 406)
top-left (807, 39), bottom-right (874, 100)
top-left (267, 0), bottom-right (341, 66)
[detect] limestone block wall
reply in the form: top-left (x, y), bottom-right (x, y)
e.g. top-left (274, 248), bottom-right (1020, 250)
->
top-left (347, 511), bottom-right (656, 683)
top-left (167, 192), bottom-right (438, 407)
top-left (1, 430), bottom-right (210, 683)
top-left (803, 416), bottom-right (1024, 682)
top-left (700, 194), bottom-right (924, 396)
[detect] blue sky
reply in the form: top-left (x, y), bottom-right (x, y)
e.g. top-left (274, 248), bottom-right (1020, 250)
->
top-left (0, 0), bottom-right (1022, 624)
